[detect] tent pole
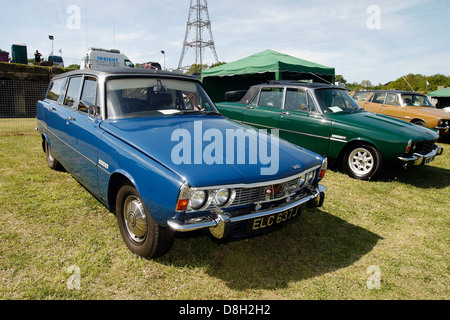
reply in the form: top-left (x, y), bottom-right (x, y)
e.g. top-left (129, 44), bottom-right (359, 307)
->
top-left (275, 71), bottom-right (282, 81)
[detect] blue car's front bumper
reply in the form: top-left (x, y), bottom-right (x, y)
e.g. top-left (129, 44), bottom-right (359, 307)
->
top-left (167, 184), bottom-right (326, 239)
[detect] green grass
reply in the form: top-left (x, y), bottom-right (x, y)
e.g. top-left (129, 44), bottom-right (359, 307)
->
top-left (0, 129), bottom-right (449, 300)
top-left (0, 118), bottom-right (37, 135)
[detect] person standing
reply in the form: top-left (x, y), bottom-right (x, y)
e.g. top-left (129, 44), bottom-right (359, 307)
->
top-left (34, 50), bottom-right (42, 65)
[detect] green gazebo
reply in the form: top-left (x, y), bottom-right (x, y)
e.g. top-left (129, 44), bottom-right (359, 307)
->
top-left (202, 49), bottom-right (335, 102)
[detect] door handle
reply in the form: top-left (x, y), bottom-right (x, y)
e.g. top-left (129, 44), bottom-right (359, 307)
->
top-left (281, 112), bottom-right (291, 116)
top-left (66, 116), bottom-right (76, 126)
top-left (245, 106), bottom-right (254, 109)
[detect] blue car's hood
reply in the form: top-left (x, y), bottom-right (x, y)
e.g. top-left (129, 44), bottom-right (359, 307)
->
top-left (100, 115), bottom-right (323, 187)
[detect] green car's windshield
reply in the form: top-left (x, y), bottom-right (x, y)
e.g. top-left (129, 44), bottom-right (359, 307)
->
top-left (400, 94), bottom-right (434, 107)
top-left (315, 88), bottom-right (362, 113)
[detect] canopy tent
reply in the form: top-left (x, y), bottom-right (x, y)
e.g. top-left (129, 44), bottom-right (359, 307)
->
top-left (428, 87), bottom-right (450, 98)
top-left (428, 87), bottom-right (450, 110)
top-left (202, 49), bottom-right (335, 102)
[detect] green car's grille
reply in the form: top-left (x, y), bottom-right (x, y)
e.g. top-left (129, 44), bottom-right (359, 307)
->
top-left (415, 141), bottom-right (436, 155)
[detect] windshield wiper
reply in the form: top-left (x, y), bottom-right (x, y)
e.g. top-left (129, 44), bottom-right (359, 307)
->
top-left (175, 110), bottom-right (222, 116)
top-left (349, 107), bottom-right (363, 113)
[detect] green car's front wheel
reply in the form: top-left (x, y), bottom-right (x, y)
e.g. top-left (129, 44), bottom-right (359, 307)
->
top-left (343, 144), bottom-right (383, 180)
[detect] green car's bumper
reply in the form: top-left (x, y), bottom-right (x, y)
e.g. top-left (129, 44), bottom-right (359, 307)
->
top-left (398, 144), bottom-right (443, 167)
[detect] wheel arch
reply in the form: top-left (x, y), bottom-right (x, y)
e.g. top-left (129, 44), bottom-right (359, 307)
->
top-left (107, 171), bottom-right (135, 213)
top-left (410, 118), bottom-right (428, 127)
top-left (40, 133), bottom-right (50, 153)
top-left (336, 138), bottom-right (382, 163)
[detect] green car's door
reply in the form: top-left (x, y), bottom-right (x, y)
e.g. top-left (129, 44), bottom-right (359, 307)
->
top-left (277, 88), bottom-right (331, 156)
top-left (242, 87), bottom-right (282, 131)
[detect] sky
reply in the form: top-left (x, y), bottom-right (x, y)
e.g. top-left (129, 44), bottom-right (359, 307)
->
top-left (1, 0), bottom-right (449, 85)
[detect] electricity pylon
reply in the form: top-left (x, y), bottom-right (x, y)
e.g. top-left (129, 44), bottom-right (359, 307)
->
top-left (178, 0), bottom-right (219, 70)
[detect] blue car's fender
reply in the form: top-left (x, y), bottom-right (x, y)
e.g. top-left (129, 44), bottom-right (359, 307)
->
top-left (97, 131), bottom-right (184, 227)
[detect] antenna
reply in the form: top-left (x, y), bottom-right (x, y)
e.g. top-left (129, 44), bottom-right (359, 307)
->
top-left (178, 0), bottom-right (219, 70)
top-left (85, 0), bottom-right (88, 51)
top-left (112, 5), bottom-right (116, 48)
top-left (402, 76), bottom-right (415, 92)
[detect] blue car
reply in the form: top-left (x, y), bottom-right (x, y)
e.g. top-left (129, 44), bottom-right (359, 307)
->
top-left (36, 68), bottom-right (327, 258)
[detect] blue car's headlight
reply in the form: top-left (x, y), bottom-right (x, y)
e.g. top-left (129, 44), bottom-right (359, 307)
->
top-left (190, 190), bottom-right (208, 210)
top-left (214, 189), bottom-right (230, 207)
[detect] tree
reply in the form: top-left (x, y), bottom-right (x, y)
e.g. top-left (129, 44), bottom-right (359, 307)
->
top-left (185, 61), bottom-right (227, 75)
top-left (361, 80), bottom-right (373, 88)
top-left (342, 73), bottom-right (450, 93)
top-left (67, 64), bottom-right (80, 69)
top-left (209, 61), bottom-right (226, 69)
top-left (185, 63), bottom-right (209, 75)
top-left (335, 74), bottom-right (347, 84)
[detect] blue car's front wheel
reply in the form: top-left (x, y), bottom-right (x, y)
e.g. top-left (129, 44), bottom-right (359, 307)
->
top-left (116, 184), bottom-right (175, 258)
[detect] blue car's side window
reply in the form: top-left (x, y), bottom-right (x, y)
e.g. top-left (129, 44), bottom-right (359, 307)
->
top-left (46, 78), bottom-right (66, 103)
top-left (79, 76), bottom-right (100, 117)
top-left (64, 77), bottom-right (82, 108)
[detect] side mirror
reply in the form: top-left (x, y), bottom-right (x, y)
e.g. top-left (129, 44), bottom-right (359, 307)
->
top-left (88, 105), bottom-right (98, 120)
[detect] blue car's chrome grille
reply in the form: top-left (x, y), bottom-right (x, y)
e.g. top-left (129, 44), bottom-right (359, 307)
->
top-left (228, 172), bottom-right (315, 208)
top-left (183, 165), bottom-right (321, 213)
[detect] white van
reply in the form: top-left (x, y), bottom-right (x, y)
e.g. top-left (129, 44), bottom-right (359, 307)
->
top-left (80, 48), bottom-right (134, 69)
top-left (48, 55), bottom-right (64, 67)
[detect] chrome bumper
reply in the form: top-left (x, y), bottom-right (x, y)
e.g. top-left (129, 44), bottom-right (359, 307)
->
top-left (167, 185), bottom-right (326, 239)
top-left (435, 125), bottom-right (449, 133)
top-left (398, 144), bottom-right (443, 166)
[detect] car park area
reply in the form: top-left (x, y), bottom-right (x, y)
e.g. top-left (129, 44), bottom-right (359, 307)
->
top-left (0, 129), bottom-right (448, 299)
top-left (216, 82), bottom-right (444, 180)
top-left (1, 1), bottom-right (449, 302)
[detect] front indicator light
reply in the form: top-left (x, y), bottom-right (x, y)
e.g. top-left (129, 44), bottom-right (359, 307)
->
top-left (176, 199), bottom-right (189, 211)
top-left (406, 139), bottom-right (413, 153)
top-left (319, 158), bottom-right (328, 179)
top-left (176, 182), bottom-right (190, 212)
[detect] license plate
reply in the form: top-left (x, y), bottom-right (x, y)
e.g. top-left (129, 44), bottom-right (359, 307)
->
top-left (424, 156), bottom-right (435, 165)
top-left (248, 206), bottom-right (300, 232)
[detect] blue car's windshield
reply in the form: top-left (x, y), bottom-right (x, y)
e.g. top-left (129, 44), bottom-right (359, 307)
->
top-left (106, 78), bottom-right (218, 119)
top-left (315, 88), bottom-right (362, 113)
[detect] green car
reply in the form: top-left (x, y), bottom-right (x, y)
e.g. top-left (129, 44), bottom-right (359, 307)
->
top-left (215, 82), bottom-right (443, 180)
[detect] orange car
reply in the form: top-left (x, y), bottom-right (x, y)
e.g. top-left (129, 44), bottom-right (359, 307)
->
top-left (353, 90), bottom-right (450, 137)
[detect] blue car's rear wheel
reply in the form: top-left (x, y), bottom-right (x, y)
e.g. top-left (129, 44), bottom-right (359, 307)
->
top-left (116, 184), bottom-right (174, 258)
top-left (45, 139), bottom-right (62, 171)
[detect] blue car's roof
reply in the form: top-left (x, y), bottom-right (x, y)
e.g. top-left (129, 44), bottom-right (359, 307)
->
top-left (51, 68), bottom-right (200, 83)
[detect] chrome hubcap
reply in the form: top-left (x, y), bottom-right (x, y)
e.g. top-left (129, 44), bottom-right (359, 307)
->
top-left (123, 195), bottom-right (147, 244)
top-left (349, 148), bottom-right (374, 175)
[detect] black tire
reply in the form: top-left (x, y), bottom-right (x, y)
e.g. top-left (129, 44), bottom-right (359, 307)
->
top-left (342, 144), bottom-right (383, 180)
top-left (45, 139), bottom-right (61, 170)
top-left (115, 184), bottom-right (174, 258)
